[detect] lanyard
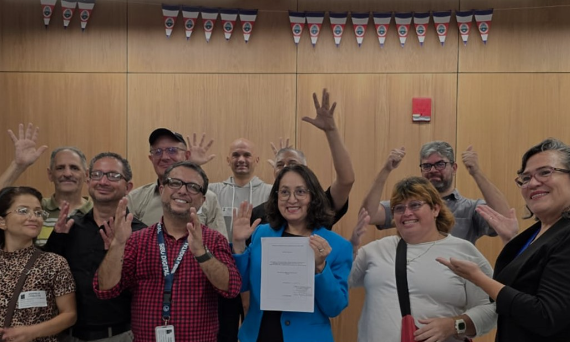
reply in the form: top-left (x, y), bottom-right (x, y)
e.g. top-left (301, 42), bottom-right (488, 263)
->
top-left (516, 227), bottom-right (540, 258)
top-left (157, 222), bottom-right (189, 323)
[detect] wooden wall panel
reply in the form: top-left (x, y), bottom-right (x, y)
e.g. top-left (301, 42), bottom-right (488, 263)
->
top-left (127, 3), bottom-right (297, 73)
top-left (0, 0), bottom-right (127, 72)
top-left (0, 73), bottom-right (127, 196)
top-left (299, 0), bottom-right (458, 12)
top-left (126, 74), bottom-right (296, 187)
top-left (459, 6), bottom-right (570, 72)
top-left (457, 73), bottom-right (570, 257)
top-left (297, 73), bottom-right (457, 342)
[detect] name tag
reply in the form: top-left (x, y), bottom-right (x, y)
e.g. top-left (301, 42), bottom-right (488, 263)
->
top-left (18, 291), bottom-right (47, 309)
top-left (222, 207), bottom-right (235, 217)
top-left (155, 325), bottom-right (175, 342)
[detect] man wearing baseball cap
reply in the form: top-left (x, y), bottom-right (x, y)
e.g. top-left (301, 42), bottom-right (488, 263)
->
top-left (127, 128), bottom-right (226, 238)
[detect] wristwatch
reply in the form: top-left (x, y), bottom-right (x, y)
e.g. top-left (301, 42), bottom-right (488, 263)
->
top-left (455, 318), bottom-right (466, 335)
top-left (195, 246), bottom-right (214, 263)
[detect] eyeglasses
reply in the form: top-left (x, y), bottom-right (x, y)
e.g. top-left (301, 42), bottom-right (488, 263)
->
top-left (277, 188), bottom-right (310, 200)
top-left (6, 207), bottom-right (49, 220)
top-left (420, 161), bottom-right (451, 172)
top-left (392, 200), bottom-right (426, 215)
top-left (515, 166), bottom-right (570, 188)
top-left (150, 147), bottom-right (186, 159)
top-left (165, 178), bottom-right (204, 195)
top-left (90, 170), bottom-right (125, 182)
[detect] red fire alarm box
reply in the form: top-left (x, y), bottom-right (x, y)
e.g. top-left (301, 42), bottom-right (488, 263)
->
top-left (412, 97), bottom-right (432, 122)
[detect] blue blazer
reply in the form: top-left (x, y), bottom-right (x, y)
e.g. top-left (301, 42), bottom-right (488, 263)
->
top-left (233, 224), bottom-right (353, 342)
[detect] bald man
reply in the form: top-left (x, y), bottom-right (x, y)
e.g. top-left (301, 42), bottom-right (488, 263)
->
top-left (209, 138), bottom-right (272, 240)
top-left (208, 138), bottom-right (272, 342)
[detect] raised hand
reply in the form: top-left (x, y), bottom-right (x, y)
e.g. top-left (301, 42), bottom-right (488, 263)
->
top-left (302, 88), bottom-right (337, 132)
top-left (309, 235), bottom-right (331, 274)
top-left (110, 197), bottom-right (133, 245)
top-left (186, 207), bottom-right (205, 256)
top-left (100, 218), bottom-right (115, 250)
top-left (54, 201), bottom-right (74, 234)
top-left (385, 147), bottom-right (406, 171)
top-left (8, 123), bottom-right (48, 168)
top-left (462, 145), bottom-right (481, 176)
top-left (350, 208), bottom-right (370, 249)
top-left (476, 205), bottom-right (519, 239)
top-left (267, 137), bottom-right (292, 168)
top-left (232, 201), bottom-right (261, 253)
top-left (186, 133), bottom-right (215, 165)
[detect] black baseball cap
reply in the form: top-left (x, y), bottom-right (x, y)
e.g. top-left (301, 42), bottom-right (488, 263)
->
top-left (148, 128), bottom-right (187, 146)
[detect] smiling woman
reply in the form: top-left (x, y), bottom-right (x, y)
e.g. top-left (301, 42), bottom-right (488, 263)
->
top-left (232, 164), bottom-right (353, 342)
top-left (0, 187), bottom-right (76, 342)
top-left (350, 177), bottom-right (496, 342)
top-left (439, 138), bottom-right (570, 342)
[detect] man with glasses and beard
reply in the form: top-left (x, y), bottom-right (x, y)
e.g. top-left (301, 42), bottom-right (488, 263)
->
top-left (360, 141), bottom-right (516, 245)
top-left (45, 152), bottom-right (146, 342)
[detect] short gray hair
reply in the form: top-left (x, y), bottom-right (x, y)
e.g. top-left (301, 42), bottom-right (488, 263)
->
top-left (50, 147), bottom-right (87, 171)
top-left (420, 141), bottom-right (455, 163)
top-left (276, 148), bottom-right (307, 166)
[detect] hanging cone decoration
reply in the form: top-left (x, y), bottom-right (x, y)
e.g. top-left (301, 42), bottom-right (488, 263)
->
top-left (289, 11), bottom-right (306, 45)
top-left (306, 12), bottom-right (325, 47)
top-left (432, 11), bottom-right (451, 46)
top-left (61, 1), bottom-right (77, 29)
top-left (395, 12), bottom-right (412, 47)
top-left (373, 12), bottom-right (391, 48)
top-left (41, 0), bottom-right (57, 28)
top-left (474, 9), bottom-right (493, 44)
top-left (162, 4), bottom-right (179, 38)
top-left (329, 12), bottom-right (347, 47)
top-left (456, 10), bottom-right (474, 46)
top-left (181, 6), bottom-right (199, 40)
top-left (239, 9), bottom-right (257, 43)
top-left (220, 9), bottom-right (238, 41)
top-left (201, 8), bottom-right (218, 42)
top-left (351, 12), bottom-right (369, 47)
top-left (78, 0), bottom-right (95, 31)
top-left (413, 12), bottom-right (430, 46)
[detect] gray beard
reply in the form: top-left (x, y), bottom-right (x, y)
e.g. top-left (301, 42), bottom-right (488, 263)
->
top-left (430, 178), bottom-right (453, 194)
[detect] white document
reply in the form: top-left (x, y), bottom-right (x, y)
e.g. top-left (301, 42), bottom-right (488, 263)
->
top-left (260, 237), bottom-right (315, 312)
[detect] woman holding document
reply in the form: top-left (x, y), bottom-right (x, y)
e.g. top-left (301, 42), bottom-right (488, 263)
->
top-left (232, 164), bottom-right (352, 342)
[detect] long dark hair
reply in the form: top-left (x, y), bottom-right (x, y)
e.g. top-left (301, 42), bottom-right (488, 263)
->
top-left (0, 187), bottom-right (43, 248)
top-left (265, 164), bottom-right (334, 231)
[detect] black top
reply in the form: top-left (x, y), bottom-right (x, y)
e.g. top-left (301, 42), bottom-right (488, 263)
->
top-left (250, 186), bottom-right (349, 230)
top-left (493, 217), bottom-right (570, 342)
top-left (45, 209), bottom-right (147, 330)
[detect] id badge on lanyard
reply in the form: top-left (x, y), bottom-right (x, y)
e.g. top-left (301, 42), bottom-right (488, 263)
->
top-left (156, 223), bottom-right (188, 340)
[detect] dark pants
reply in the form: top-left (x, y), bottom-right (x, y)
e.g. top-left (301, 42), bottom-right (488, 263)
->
top-left (217, 294), bottom-right (244, 342)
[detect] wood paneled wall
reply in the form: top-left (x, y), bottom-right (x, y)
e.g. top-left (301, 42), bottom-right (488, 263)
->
top-left (2, 1), bottom-right (570, 342)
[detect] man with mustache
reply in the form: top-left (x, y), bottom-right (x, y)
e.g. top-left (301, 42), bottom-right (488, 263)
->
top-left (360, 141), bottom-right (516, 245)
top-left (46, 152), bottom-right (146, 342)
top-left (0, 123), bottom-right (93, 246)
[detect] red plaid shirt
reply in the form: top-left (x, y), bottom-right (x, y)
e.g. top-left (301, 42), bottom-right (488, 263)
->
top-left (93, 223), bottom-right (241, 342)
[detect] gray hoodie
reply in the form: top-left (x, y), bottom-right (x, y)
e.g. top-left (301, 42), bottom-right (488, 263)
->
top-left (209, 176), bottom-right (272, 240)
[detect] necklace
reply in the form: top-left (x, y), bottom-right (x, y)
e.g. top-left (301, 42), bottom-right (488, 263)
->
top-left (407, 241), bottom-right (438, 265)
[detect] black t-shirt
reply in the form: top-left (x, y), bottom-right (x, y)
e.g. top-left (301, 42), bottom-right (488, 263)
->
top-left (250, 186), bottom-right (349, 229)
